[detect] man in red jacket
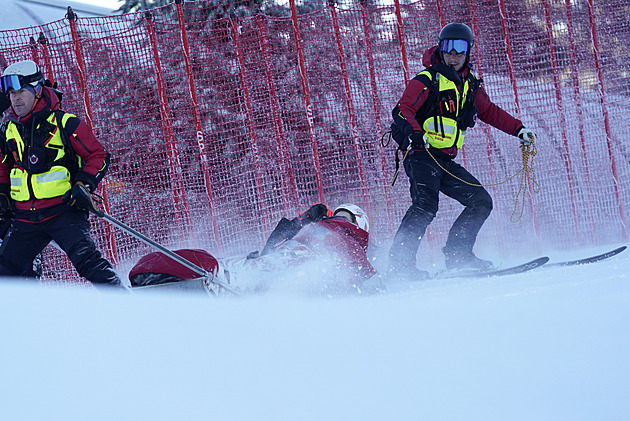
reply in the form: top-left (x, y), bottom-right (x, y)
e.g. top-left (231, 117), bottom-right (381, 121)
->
top-left (388, 23), bottom-right (537, 279)
top-left (0, 60), bottom-right (122, 287)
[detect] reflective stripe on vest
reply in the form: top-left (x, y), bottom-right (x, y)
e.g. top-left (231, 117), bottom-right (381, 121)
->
top-left (5, 112), bottom-right (75, 201)
top-left (10, 166), bottom-right (72, 201)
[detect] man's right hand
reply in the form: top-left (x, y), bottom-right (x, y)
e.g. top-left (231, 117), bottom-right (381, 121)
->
top-left (0, 193), bottom-right (12, 219)
top-left (401, 131), bottom-right (427, 150)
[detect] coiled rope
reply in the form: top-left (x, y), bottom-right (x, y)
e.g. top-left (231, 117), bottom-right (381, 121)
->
top-left (376, 132), bottom-right (539, 223)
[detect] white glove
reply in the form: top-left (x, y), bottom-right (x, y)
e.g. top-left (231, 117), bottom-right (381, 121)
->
top-left (517, 127), bottom-right (536, 145)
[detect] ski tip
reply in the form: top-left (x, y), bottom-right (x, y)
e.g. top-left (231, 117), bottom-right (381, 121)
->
top-left (547, 246), bottom-right (628, 268)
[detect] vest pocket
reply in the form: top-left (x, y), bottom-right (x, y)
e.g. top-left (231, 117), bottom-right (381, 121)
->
top-left (423, 117), bottom-right (465, 149)
top-left (10, 166), bottom-right (72, 201)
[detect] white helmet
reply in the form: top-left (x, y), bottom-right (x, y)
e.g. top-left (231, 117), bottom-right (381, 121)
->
top-left (334, 203), bottom-right (369, 232)
top-left (1, 60), bottom-right (43, 93)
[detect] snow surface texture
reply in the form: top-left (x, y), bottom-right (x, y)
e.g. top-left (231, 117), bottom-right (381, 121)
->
top-left (1, 244), bottom-right (629, 421)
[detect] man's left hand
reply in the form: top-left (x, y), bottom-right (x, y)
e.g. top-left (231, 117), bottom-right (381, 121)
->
top-left (517, 127), bottom-right (537, 145)
top-left (299, 203), bottom-right (330, 224)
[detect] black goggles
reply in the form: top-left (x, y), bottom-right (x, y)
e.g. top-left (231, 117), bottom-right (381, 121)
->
top-left (439, 39), bottom-right (469, 54)
top-left (0, 72), bottom-right (42, 93)
top-left (334, 208), bottom-right (356, 223)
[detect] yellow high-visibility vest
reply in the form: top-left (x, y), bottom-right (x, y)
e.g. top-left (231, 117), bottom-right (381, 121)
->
top-left (418, 70), bottom-right (474, 150)
top-left (4, 112), bottom-right (75, 202)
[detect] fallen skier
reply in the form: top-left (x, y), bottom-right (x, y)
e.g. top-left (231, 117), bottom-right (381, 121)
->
top-left (128, 203), bottom-right (378, 296)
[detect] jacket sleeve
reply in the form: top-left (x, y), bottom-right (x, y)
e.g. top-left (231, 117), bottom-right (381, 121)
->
top-left (0, 124), bottom-right (11, 189)
top-left (260, 217), bottom-right (302, 256)
top-left (475, 84), bottom-right (523, 136)
top-left (63, 116), bottom-right (110, 190)
top-left (392, 76), bottom-right (432, 136)
top-left (259, 204), bottom-right (334, 256)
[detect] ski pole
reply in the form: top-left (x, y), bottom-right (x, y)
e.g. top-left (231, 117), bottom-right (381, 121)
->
top-left (83, 191), bottom-right (240, 296)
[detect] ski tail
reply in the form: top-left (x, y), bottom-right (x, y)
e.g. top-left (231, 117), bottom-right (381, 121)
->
top-left (436, 256), bottom-right (549, 279)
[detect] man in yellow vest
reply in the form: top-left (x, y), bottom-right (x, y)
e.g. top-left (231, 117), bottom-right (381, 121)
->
top-left (0, 60), bottom-right (123, 288)
top-left (388, 23), bottom-right (537, 279)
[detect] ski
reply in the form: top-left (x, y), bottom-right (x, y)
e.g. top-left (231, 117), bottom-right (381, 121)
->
top-left (546, 245), bottom-right (627, 268)
top-left (435, 256), bottom-right (550, 279)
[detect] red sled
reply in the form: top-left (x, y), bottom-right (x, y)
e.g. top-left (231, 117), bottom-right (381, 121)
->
top-left (129, 249), bottom-right (221, 289)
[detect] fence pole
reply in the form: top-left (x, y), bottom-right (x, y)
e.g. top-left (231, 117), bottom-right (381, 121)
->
top-left (542, 0), bottom-right (583, 244)
top-left (66, 7), bottom-right (119, 266)
top-left (435, 0), bottom-right (445, 27)
top-left (255, 15), bottom-right (300, 215)
top-left (37, 33), bottom-right (54, 87)
top-left (497, 0), bottom-right (541, 246)
top-left (289, 0), bottom-right (325, 202)
top-left (359, 0), bottom-right (395, 233)
top-left (391, 0), bottom-right (436, 259)
top-left (469, 0), bottom-right (508, 256)
top-left (174, 0), bottom-right (222, 250)
top-left (29, 37), bottom-right (39, 65)
top-left (228, 14), bottom-right (270, 232)
top-left (145, 11), bottom-right (190, 241)
top-left (328, 2), bottom-right (370, 214)
top-left (562, 0), bottom-right (597, 243)
top-left (393, 0), bottom-right (409, 85)
top-left (586, 0), bottom-right (628, 240)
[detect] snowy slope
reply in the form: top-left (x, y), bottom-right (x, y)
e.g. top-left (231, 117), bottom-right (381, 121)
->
top-left (1, 245), bottom-right (629, 421)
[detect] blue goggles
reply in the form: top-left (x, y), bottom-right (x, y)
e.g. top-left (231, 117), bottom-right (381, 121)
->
top-left (0, 73), bottom-right (41, 93)
top-left (439, 39), bottom-right (470, 54)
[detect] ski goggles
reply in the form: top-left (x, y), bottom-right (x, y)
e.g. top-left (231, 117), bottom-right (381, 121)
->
top-left (0, 72), bottom-right (41, 93)
top-left (439, 39), bottom-right (470, 54)
top-left (334, 208), bottom-right (357, 224)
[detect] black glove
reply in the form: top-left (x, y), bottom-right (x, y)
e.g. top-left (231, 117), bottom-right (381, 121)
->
top-left (0, 192), bottom-right (12, 219)
top-left (43, 79), bottom-right (57, 89)
top-left (400, 131), bottom-right (427, 151)
top-left (73, 171), bottom-right (97, 193)
top-left (298, 203), bottom-right (330, 225)
top-left (62, 182), bottom-right (93, 211)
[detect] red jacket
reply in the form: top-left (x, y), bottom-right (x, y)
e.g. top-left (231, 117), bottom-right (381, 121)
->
top-left (0, 86), bottom-right (110, 221)
top-left (288, 216), bottom-right (377, 282)
top-left (394, 46), bottom-right (523, 156)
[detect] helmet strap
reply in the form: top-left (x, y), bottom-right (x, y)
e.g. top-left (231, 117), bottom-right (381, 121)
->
top-left (23, 87), bottom-right (42, 116)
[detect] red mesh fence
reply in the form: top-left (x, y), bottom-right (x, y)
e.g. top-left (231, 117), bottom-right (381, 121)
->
top-left (1, 0), bottom-right (629, 283)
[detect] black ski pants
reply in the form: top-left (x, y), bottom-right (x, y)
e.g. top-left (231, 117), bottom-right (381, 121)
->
top-left (389, 150), bottom-right (493, 269)
top-left (0, 208), bottom-right (122, 287)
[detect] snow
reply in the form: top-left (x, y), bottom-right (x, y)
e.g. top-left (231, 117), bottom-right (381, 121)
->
top-left (2, 244), bottom-right (629, 421)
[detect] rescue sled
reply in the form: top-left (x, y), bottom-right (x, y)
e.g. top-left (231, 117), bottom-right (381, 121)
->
top-left (128, 248), bottom-right (228, 296)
